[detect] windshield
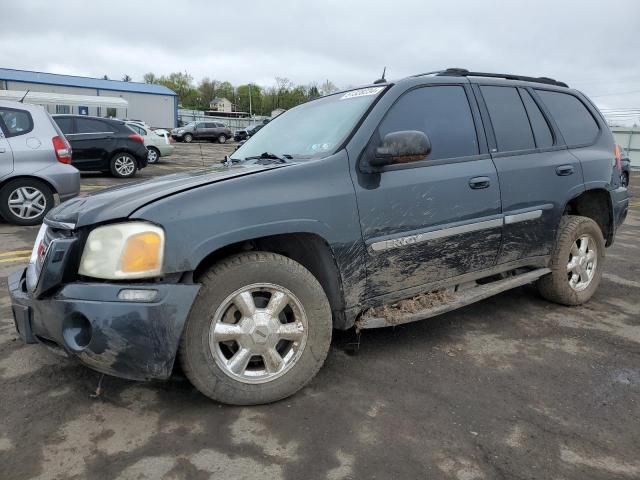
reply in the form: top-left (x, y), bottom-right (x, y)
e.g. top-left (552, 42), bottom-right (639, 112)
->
top-left (183, 122), bottom-right (195, 128)
top-left (231, 86), bottom-right (385, 160)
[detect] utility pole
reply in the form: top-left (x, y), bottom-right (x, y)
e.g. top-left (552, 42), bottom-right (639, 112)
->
top-left (248, 83), bottom-right (253, 117)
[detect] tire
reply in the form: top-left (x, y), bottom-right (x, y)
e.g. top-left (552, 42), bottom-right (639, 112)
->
top-left (537, 215), bottom-right (605, 306)
top-left (218, 134), bottom-right (227, 144)
top-left (110, 153), bottom-right (138, 178)
top-left (184, 133), bottom-right (193, 143)
top-left (179, 252), bottom-right (332, 405)
top-left (621, 172), bottom-right (629, 188)
top-left (147, 147), bottom-right (160, 164)
top-left (0, 178), bottom-right (54, 226)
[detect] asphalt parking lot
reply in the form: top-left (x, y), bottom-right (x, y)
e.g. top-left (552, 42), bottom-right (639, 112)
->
top-left (0, 143), bottom-right (638, 480)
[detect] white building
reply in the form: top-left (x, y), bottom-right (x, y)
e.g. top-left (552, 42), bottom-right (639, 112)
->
top-left (0, 68), bottom-right (178, 128)
top-left (612, 126), bottom-right (639, 168)
top-left (209, 97), bottom-right (234, 113)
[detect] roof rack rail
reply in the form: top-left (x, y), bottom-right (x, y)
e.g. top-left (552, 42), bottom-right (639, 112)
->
top-left (436, 68), bottom-right (569, 88)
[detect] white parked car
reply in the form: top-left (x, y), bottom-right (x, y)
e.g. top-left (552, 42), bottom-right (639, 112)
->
top-left (125, 122), bottom-right (174, 164)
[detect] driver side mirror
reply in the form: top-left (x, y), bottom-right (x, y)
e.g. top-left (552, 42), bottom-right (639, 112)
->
top-left (370, 130), bottom-right (432, 168)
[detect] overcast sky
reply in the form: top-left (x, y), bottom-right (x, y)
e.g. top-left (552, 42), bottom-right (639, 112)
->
top-left (2, 0), bottom-right (640, 123)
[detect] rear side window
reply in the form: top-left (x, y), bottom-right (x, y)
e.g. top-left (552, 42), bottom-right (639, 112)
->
top-left (54, 117), bottom-right (74, 134)
top-left (76, 118), bottom-right (116, 134)
top-left (480, 86), bottom-right (535, 152)
top-left (0, 108), bottom-right (34, 137)
top-left (520, 90), bottom-right (553, 148)
top-left (378, 85), bottom-right (479, 161)
top-left (535, 90), bottom-right (599, 146)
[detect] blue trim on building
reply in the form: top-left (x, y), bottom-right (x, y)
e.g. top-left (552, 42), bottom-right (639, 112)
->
top-left (0, 67), bottom-right (177, 97)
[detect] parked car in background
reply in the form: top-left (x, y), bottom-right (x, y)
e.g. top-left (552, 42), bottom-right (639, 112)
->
top-left (53, 115), bottom-right (148, 178)
top-left (171, 121), bottom-right (232, 143)
top-left (234, 124), bottom-right (265, 142)
top-left (618, 145), bottom-right (631, 187)
top-left (126, 121), bottom-right (174, 164)
top-left (0, 100), bottom-right (79, 225)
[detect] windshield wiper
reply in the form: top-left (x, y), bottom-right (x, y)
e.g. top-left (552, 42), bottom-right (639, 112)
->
top-left (243, 152), bottom-right (292, 162)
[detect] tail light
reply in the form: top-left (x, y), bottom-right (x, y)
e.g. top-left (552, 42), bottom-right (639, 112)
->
top-left (52, 136), bottom-right (72, 164)
top-left (128, 133), bottom-right (145, 143)
top-left (614, 145), bottom-right (622, 171)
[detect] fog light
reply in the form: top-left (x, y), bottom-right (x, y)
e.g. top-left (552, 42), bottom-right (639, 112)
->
top-left (118, 289), bottom-right (158, 302)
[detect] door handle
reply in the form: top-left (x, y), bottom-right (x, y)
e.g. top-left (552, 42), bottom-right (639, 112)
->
top-left (469, 176), bottom-right (491, 189)
top-left (556, 165), bottom-right (574, 176)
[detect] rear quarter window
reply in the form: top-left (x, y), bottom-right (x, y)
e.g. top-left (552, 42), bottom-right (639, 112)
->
top-left (535, 90), bottom-right (600, 146)
top-left (0, 108), bottom-right (34, 137)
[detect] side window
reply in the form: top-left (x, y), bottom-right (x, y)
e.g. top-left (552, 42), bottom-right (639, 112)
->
top-left (196, 122), bottom-right (206, 129)
top-left (76, 118), bottom-right (115, 134)
top-left (480, 86), bottom-right (535, 152)
top-left (128, 124), bottom-right (145, 135)
top-left (55, 105), bottom-right (71, 114)
top-left (0, 108), bottom-right (34, 137)
top-left (378, 86), bottom-right (479, 161)
top-left (520, 90), bottom-right (553, 148)
top-left (54, 117), bottom-right (74, 134)
top-left (535, 90), bottom-right (599, 146)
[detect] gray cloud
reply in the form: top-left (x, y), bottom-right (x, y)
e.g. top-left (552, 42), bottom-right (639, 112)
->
top-left (2, 0), bottom-right (640, 121)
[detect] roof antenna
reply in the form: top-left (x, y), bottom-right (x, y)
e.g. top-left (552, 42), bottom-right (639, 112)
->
top-left (18, 89), bottom-right (30, 103)
top-left (373, 67), bottom-right (386, 84)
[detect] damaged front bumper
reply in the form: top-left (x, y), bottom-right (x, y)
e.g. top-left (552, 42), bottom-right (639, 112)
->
top-left (9, 268), bottom-right (200, 381)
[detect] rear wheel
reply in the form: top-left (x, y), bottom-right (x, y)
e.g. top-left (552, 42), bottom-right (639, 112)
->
top-left (0, 178), bottom-right (54, 226)
top-left (537, 215), bottom-right (605, 305)
top-left (147, 147), bottom-right (160, 164)
top-left (179, 252), bottom-right (332, 405)
top-left (110, 153), bottom-right (138, 178)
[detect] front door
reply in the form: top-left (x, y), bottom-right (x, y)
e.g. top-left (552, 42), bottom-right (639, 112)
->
top-left (474, 84), bottom-right (585, 264)
top-left (0, 108), bottom-right (16, 179)
top-left (353, 85), bottom-right (503, 298)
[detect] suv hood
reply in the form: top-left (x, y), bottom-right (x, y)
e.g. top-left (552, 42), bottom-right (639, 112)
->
top-left (47, 164), bottom-right (287, 228)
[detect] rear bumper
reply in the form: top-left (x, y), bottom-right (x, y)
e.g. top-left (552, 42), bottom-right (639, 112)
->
top-left (9, 268), bottom-right (200, 381)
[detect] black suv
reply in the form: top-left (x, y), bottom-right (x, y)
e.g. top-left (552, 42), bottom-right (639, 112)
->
top-left (11, 69), bottom-right (629, 405)
top-left (53, 115), bottom-right (148, 178)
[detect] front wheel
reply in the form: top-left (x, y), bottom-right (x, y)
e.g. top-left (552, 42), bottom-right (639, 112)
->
top-left (110, 153), bottom-right (138, 178)
top-left (0, 179), bottom-right (54, 226)
top-left (184, 133), bottom-right (193, 143)
top-left (537, 215), bottom-right (605, 306)
top-left (179, 252), bottom-right (332, 405)
top-left (218, 134), bottom-right (227, 144)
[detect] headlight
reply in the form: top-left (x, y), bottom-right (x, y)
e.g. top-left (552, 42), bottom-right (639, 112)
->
top-left (79, 222), bottom-right (165, 280)
top-left (178, 129), bottom-right (185, 134)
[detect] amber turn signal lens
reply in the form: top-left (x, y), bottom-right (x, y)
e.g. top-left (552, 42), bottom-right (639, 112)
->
top-left (120, 232), bottom-right (162, 273)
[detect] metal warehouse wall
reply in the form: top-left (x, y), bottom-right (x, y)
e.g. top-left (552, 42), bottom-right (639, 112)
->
top-left (101, 90), bottom-right (175, 129)
top-left (4, 80), bottom-right (175, 128)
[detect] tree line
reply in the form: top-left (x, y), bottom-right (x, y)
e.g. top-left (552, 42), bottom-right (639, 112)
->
top-left (106, 72), bottom-right (340, 116)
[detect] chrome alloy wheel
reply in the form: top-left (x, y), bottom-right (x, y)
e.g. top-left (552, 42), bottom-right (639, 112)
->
top-left (114, 155), bottom-right (136, 176)
top-left (209, 283), bottom-right (308, 384)
top-left (567, 234), bottom-right (597, 291)
top-left (147, 148), bottom-right (159, 163)
top-left (8, 186), bottom-right (46, 220)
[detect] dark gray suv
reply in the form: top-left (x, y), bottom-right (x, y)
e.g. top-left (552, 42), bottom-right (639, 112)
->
top-left (9, 69), bottom-right (629, 405)
top-left (171, 121), bottom-right (232, 143)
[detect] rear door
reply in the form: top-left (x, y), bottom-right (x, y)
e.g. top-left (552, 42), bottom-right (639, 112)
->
top-left (194, 122), bottom-right (207, 140)
top-left (354, 84), bottom-right (503, 297)
top-left (474, 83), bottom-right (585, 264)
top-left (67, 117), bottom-right (117, 170)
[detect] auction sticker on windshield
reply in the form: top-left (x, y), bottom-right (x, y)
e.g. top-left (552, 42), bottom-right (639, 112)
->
top-left (340, 87), bottom-right (384, 100)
